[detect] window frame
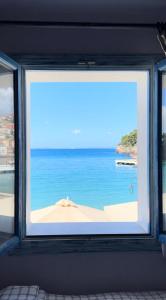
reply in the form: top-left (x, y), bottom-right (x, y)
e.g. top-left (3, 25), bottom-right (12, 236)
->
top-left (156, 58), bottom-right (166, 243)
top-left (0, 52), bottom-right (21, 254)
top-left (11, 56), bottom-right (159, 254)
top-left (0, 54), bottom-right (161, 254)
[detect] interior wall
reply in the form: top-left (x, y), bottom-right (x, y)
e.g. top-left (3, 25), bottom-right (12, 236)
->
top-left (0, 252), bottom-right (166, 294)
top-left (0, 27), bottom-right (165, 294)
top-left (0, 0), bottom-right (166, 293)
top-left (0, 30), bottom-right (165, 293)
top-left (0, 27), bottom-right (163, 56)
top-left (0, 0), bottom-right (165, 56)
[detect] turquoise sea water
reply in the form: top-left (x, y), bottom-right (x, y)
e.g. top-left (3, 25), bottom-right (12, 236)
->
top-left (162, 161), bottom-right (166, 193)
top-left (0, 173), bottom-right (14, 194)
top-left (30, 148), bottom-right (138, 211)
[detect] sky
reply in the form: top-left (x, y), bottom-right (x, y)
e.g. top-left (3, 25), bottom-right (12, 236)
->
top-left (30, 82), bottom-right (137, 149)
top-left (0, 74), bottom-right (13, 116)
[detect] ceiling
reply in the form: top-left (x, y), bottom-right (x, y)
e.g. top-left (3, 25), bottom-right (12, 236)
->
top-left (0, 0), bottom-right (166, 23)
top-left (0, 0), bottom-right (165, 56)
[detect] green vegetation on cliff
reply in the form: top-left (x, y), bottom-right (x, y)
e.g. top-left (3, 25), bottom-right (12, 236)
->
top-left (120, 129), bottom-right (137, 147)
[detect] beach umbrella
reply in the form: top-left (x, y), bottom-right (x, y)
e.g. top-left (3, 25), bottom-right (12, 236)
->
top-left (31, 198), bottom-right (112, 223)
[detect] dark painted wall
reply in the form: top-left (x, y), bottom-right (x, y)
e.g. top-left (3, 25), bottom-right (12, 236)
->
top-left (0, 0), bottom-right (165, 56)
top-left (0, 27), bottom-right (163, 56)
top-left (0, 252), bottom-right (166, 294)
top-left (0, 29), bottom-right (165, 293)
top-left (0, 0), bottom-right (166, 294)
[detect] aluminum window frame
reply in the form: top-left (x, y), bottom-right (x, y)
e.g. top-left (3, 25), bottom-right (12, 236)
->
top-left (0, 53), bottom-right (162, 254)
top-left (0, 52), bottom-right (21, 254)
top-left (18, 60), bottom-right (158, 246)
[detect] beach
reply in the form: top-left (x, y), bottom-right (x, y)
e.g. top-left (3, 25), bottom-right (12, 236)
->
top-left (0, 193), bottom-right (14, 233)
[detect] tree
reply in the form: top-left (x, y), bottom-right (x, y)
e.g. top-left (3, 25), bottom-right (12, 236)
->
top-left (120, 130), bottom-right (137, 147)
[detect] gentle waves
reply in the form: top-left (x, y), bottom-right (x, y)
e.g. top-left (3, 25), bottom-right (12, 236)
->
top-left (30, 149), bottom-right (138, 211)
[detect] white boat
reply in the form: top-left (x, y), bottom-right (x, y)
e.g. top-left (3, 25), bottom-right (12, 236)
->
top-left (115, 159), bottom-right (137, 166)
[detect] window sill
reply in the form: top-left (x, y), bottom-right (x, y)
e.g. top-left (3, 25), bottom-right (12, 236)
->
top-left (27, 221), bottom-right (149, 236)
top-left (0, 236), bottom-right (19, 255)
top-left (7, 237), bottom-right (161, 256)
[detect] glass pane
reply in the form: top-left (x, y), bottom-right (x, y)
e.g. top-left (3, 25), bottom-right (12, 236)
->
top-left (162, 72), bottom-right (166, 231)
top-left (26, 70), bottom-right (149, 236)
top-left (0, 64), bottom-right (15, 243)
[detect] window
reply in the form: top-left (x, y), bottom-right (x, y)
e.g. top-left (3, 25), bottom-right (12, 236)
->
top-left (25, 70), bottom-right (149, 236)
top-left (0, 52), bottom-right (164, 254)
top-left (0, 61), bottom-right (15, 244)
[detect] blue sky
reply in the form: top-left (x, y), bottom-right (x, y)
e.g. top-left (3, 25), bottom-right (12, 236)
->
top-left (30, 82), bottom-right (137, 149)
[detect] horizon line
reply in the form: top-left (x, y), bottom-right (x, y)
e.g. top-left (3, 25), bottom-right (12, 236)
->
top-left (31, 147), bottom-right (117, 150)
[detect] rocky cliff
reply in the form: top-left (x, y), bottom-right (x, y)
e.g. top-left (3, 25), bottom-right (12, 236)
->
top-left (116, 145), bottom-right (137, 158)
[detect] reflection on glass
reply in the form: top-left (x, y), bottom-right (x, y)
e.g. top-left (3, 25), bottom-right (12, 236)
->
top-left (162, 72), bottom-right (166, 231)
top-left (0, 66), bottom-right (15, 238)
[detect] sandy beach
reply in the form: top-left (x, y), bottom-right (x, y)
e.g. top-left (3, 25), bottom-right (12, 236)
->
top-left (0, 193), bottom-right (14, 233)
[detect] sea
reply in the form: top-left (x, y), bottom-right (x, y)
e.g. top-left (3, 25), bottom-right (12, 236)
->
top-left (30, 148), bottom-right (137, 211)
top-left (0, 149), bottom-right (138, 211)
